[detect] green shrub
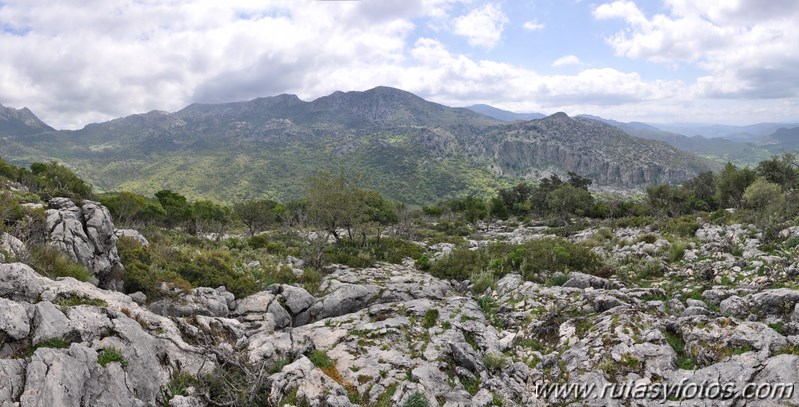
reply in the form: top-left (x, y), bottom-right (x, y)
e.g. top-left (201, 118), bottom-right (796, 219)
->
top-left (415, 255), bottom-right (430, 271)
top-left (30, 161), bottom-right (94, 200)
top-left (402, 392), bottom-right (430, 407)
top-left (269, 358), bottom-right (292, 374)
top-left (0, 192), bottom-right (25, 232)
top-left (248, 234), bottom-right (270, 249)
top-left (370, 238), bottom-right (425, 264)
top-left (668, 242), bottom-right (688, 263)
top-left (299, 268), bottom-right (323, 295)
top-left (161, 372), bottom-right (197, 401)
top-left (433, 221), bottom-right (471, 236)
top-left (261, 263), bottom-right (297, 287)
top-left (768, 322), bottom-right (785, 335)
top-left (548, 273), bottom-right (570, 286)
top-left (309, 350), bottom-right (334, 369)
top-left (461, 376), bottom-right (480, 395)
top-left (422, 309), bottom-right (439, 329)
top-left (664, 330), bottom-right (695, 370)
top-left (489, 238), bottom-right (603, 282)
top-left (477, 295), bottom-right (500, 327)
top-left (24, 337), bottom-right (71, 357)
top-left (98, 347), bottom-right (128, 367)
top-left (54, 295), bottom-right (108, 307)
top-left (661, 215), bottom-right (700, 237)
top-left (471, 271), bottom-right (495, 294)
top-left (637, 234), bottom-right (658, 244)
top-left (483, 353), bottom-right (509, 373)
top-left (28, 245), bottom-right (92, 282)
top-left (428, 247), bottom-right (488, 281)
top-left (118, 238), bottom-right (191, 300)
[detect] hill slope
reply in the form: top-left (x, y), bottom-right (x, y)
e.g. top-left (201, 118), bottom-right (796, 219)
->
top-left (0, 88), bottom-right (717, 204)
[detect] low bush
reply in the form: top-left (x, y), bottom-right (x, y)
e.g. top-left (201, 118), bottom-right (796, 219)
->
top-left (28, 245), bottom-right (92, 282)
top-left (471, 271), bottom-right (496, 294)
top-left (97, 347), bottom-right (128, 367)
top-left (309, 350), bottom-right (334, 369)
top-left (490, 238), bottom-right (603, 282)
top-left (422, 309), bottom-right (439, 329)
top-left (668, 241), bottom-right (689, 263)
top-left (24, 338), bottom-right (70, 357)
top-left (661, 215), bottom-right (701, 237)
top-left (428, 247), bottom-right (488, 281)
top-left (483, 353), bottom-right (509, 373)
top-left (402, 392), bottom-right (430, 407)
top-left (118, 236), bottom-right (263, 300)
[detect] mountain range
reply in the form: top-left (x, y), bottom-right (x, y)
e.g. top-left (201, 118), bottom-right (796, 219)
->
top-left (471, 106), bottom-right (798, 167)
top-left (0, 87), bottom-right (729, 204)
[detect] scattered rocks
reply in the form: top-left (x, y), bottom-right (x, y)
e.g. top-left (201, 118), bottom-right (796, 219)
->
top-left (562, 272), bottom-right (609, 289)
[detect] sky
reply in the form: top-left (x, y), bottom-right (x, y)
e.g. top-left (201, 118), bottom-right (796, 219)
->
top-left (1, 0), bottom-right (798, 129)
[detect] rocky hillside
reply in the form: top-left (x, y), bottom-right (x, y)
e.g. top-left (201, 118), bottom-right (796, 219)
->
top-left (3, 199), bottom-right (799, 405)
top-left (0, 88), bottom-right (716, 204)
top-left (468, 113), bottom-right (718, 186)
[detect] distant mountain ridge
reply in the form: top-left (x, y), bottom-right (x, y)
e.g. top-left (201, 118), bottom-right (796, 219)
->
top-left (0, 103), bottom-right (54, 136)
top-left (760, 127), bottom-right (799, 153)
top-left (649, 122), bottom-right (799, 143)
top-left (576, 115), bottom-right (772, 166)
top-left (0, 88), bottom-right (718, 204)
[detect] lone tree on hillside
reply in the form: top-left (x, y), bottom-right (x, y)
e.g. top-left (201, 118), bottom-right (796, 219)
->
top-left (233, 198), bottom-right (285, 236)
top-left (304, 170), bottom-right (398, 244)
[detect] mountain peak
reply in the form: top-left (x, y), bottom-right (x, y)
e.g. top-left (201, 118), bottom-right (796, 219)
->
top-left (0, 103), bottom-right (54, 136)
top-left (546, 112), bottom-right (572, 121)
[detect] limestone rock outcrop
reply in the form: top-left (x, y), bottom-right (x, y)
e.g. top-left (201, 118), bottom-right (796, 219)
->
top-left (46, 198), bottom-right (124, 290)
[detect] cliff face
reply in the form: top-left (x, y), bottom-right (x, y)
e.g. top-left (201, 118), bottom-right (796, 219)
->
top-left (472, 114), bottom-right (717, 186)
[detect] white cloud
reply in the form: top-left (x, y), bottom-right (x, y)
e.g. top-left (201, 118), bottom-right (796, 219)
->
top-left (594, 0), bottom-right (799, 99)
top-left (0, 0), bottom-right (418, 128)
top-left (552, 55), bottom-right (582, 67)
top-left (0, 0), bottom-right (795, 129)
top-left (593, 0), bottom-right (648, 27)
top-left (452, 3), bottom-right (508, 48)
top-left (522, 20), bottom-right (545, 31)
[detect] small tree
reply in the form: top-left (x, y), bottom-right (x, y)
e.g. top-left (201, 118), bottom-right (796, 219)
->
top-left (155, 189), bottom-right (193, 228)
top-left (547, 184), bottom-right (594, 220)
top-left (192, 200), bottom-right (232, 238)
top-left (756, 153), bottom-right (798, 190)
top-left (715, 162), bottom-right (756, 209)
top-left (233, 199), bottom-right (284, 236)
top-left (489, 196), bottom-right (509, 220)
top-left (646, 184), bottom-right (691, 217)
top-left (305, 170), bottom-right (364, 242)
top-left (100, 191), bottom-right (165, 227)
top-left (361, 190), bottom-right (398, 244)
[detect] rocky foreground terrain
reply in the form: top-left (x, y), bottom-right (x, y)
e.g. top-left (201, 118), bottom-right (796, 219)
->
top-left (3, 199), bottom-right (799, 406)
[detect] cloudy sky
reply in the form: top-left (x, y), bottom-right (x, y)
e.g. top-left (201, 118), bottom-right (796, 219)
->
top-left (1, 0), bottom-right (798, 129)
